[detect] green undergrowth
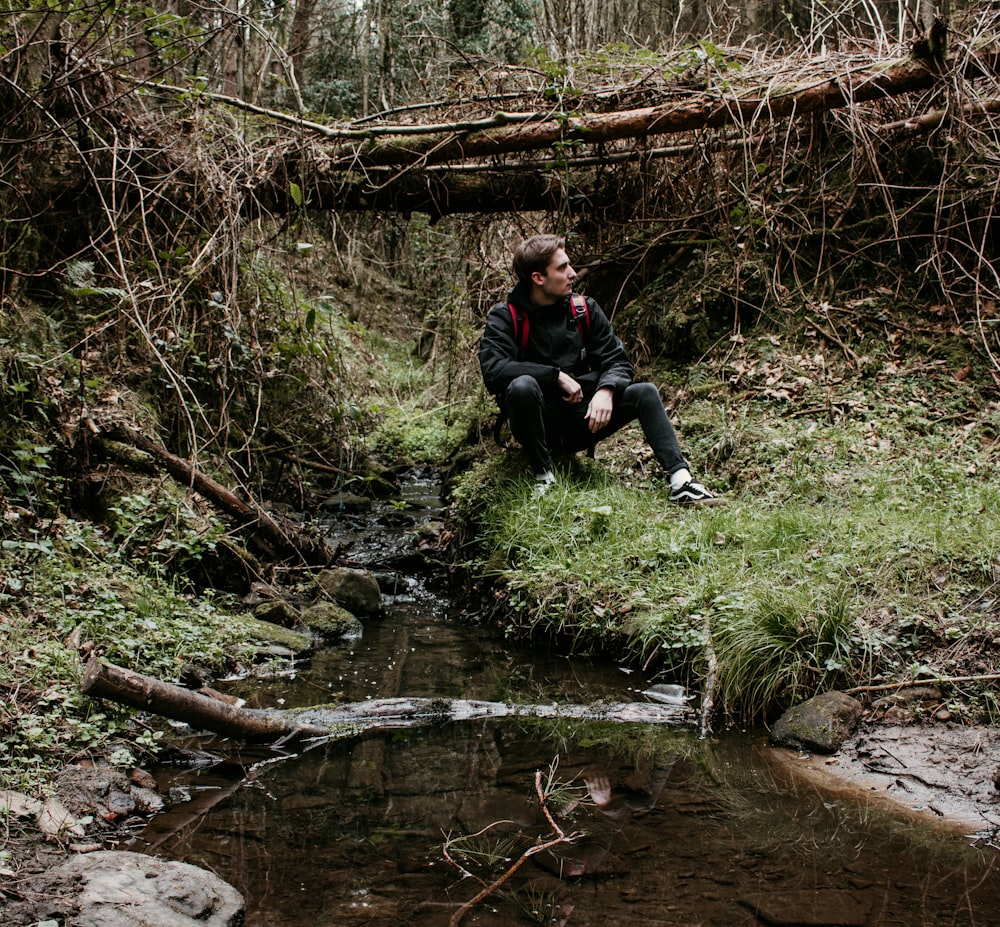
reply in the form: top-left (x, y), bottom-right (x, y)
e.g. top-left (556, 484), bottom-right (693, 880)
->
top-left (450, 322), bottom-right (1000, 723)
top-left (0, 230), bottom-right (480, 796)
top-left (370, 397), bottom-right (478, 464)
top-left (0, 519), bottom-right (259, 793)
top-left (362, 324), bottom-right (483, 466)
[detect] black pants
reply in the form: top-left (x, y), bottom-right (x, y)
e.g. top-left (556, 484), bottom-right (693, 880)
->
top-left (505, 375), bottom-right (689, 477)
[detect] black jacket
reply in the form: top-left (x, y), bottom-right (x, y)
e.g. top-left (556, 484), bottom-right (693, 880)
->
top-left (478, 282), bottom-right (635, 407)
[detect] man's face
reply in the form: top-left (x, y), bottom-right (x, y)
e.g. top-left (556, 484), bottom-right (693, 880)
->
top-left (531, 248), bottom-right (576, 303)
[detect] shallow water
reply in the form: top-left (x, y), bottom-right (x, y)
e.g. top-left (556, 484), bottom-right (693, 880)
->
top-left (139, 474), bottom-right (1000, 926)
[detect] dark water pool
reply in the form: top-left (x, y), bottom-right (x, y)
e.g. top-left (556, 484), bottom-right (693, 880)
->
top-left (137, 474), bottom-right (1000, 926)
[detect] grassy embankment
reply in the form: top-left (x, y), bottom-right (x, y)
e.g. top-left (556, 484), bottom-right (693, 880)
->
top-left (0, 525), bottom-right (258, 790)
top-left (450, 301), bottom-right (1000, 723)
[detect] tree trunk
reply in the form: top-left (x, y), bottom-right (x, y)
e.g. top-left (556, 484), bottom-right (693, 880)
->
top-left (287, 0), bottom-right (317, 91)
top-left (220, 0), bottom-right (240, 98)
top-left (81, 658), bottom-right (326, 742)
top-left (322, 57), bottom-right (943, 170)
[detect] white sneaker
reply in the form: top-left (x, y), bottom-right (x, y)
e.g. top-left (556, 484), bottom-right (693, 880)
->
top-left (533, 470), bottom-right (557, 497)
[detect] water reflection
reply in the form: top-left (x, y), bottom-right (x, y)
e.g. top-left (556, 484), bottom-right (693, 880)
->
top-left (142, 719), bottom-right (999, 927)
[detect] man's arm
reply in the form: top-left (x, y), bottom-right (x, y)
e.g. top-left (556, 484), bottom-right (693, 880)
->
top-left (478, 303), bottom-right (559, 399)
top-left (584, 299), bottom-right (635, 394)
top-left (557, 370), bottom-right (583, 403)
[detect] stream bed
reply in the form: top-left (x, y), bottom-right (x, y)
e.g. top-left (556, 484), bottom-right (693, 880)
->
top-left (137, 473), bottom-right (1000, 926)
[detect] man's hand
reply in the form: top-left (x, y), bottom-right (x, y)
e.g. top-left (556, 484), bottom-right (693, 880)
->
top-left (585, 387), bottom-right (614, 433)
top-left (557, 370), bottom-right (583, 404)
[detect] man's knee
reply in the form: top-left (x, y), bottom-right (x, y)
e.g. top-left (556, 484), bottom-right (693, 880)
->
top-left (624, 381), bottom-right (662, 410)
top-left (506, 375), bottom-right (542, 410)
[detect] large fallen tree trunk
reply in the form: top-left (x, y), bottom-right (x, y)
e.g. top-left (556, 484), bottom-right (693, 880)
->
top-left (266, 166), bottom-right (577, 217)
top-left (82, 658), bottom-right (695, 744)
top-left (11, 43), bottom-right (1000, 224)
top-left (336, 58), bottom-right (941, 169)
top-left (243, 49), bottom-right (1000, 217)
top-left (103, 425), bottom-right (339, 568)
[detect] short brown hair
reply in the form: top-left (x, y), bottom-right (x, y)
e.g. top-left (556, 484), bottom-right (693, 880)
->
top-left (512, 234), bottom-right (565, 286)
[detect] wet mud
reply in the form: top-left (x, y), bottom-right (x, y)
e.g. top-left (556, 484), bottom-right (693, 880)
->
top-left (772, 721), bottom-right (1000, 839)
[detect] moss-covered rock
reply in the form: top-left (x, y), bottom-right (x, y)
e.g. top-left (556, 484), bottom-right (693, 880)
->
top-left (317, 492), bottom-right (372, 513)
top-left (301, 601), bottom-right (363, 639)
top-left (252, 599), bottom-right (302, 628)
top-left (231, 614), bottom-right (313, 656)
top-left (769, 690), bottom-right (863, 754)
top-left (314, 567), bottom-right (382, 616)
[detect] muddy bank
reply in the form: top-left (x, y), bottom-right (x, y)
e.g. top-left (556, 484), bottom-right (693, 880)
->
top-left (769, 721), bottom-right (1000, 841)
top-left (0, 762), bottom-right (245, 927)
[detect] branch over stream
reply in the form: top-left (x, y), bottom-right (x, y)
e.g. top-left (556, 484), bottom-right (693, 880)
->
top-left (103, 425), bottom-right (340, 568)
top-left (81, 658), bottom-right (695, 744)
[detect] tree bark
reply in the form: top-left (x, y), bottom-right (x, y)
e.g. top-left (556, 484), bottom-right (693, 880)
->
top-left (81, 658), bottom-right (326, 742)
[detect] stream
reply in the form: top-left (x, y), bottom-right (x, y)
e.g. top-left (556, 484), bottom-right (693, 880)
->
top-left (138, 472), bottom-right (1000, 926)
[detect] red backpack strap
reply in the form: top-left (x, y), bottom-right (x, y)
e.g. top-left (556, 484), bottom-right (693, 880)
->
top-left (508, 302), bottom-right (529, 351)
top-left (569, 294), bottom-right (590, 340)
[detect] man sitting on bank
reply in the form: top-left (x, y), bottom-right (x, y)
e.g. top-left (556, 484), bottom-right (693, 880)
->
top-left (478, 234), bottom-right (724, 503)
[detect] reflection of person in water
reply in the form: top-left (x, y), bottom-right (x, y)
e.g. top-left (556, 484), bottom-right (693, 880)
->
top-left (583, 758), bottom-right (678, 820)
top-left (547, 758), bottom-right (679, 878)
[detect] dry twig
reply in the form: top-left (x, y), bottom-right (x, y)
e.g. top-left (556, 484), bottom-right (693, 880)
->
top-left (444, 767), bottom-right (581, 927)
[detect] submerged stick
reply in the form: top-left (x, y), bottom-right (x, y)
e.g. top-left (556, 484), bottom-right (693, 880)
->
top-left (699, 616), bottom-right (718, 740)
top-left (446, 769), bottom-right (581, 927)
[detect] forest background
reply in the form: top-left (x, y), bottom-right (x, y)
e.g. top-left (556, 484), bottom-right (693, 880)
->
top-left (1, 0), bottom-right (1000, 815)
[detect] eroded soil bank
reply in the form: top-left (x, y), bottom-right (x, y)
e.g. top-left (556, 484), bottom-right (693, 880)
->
top-left (772, 720), bottom-right (1000, 841)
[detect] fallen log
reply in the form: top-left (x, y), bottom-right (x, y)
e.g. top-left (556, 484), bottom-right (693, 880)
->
top-left (81, 658), bottom-right (327, 742)
top-left (102, 425), bottom-right (339, 568)
top-left (252, 51), bottom-right (993, 175)
top-left (245, 49), bottom-right (1000, 218)
top-left (81, 658), bottom-right (695, 745)
top-left (294, 695), bottom-right (696, 729)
